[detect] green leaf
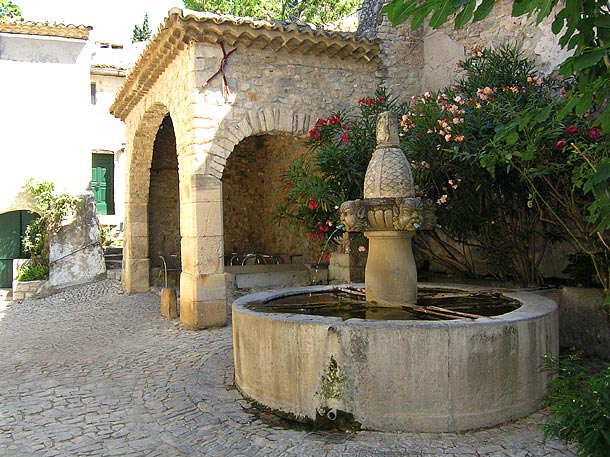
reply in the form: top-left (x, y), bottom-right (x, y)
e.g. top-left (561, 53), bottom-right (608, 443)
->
top-left (382, 0), bottom-right (417, 26)
top-left (600, 109), bottom-right (610, 134)
top-left (533, 105), bottom-right (553, 123)
top-left (535, 0), bottom-right (556, 24)
top-left (557, 96), bottom-right (578, 119)
top-left (505, 130), bottom-right (519, 145)
top-left (572, 48), bottom-right (606, 71)
top-left (454, 1), bottom-right (475, 28)
top-left (594, 14), bottom-right (610, 29)
top-left (429, 1), bottom-right (457, 29)
top-left (473, 0), bottom-right (494, 22)
top-left (575, 92), bottom-right (593, 116)
top-left (411, 3), bottom-right (436, 29)
top-left (551, 9), bottom-right (566, 35)
top-left (511, 0), bottom-right (532, 17)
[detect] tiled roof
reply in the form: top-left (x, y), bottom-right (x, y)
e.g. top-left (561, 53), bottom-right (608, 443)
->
top-left (111, 8), bottom-right (380, 120)
top-left (0, 20), bottom-right (91, 40)
top-left (92, 63), bottom-right (128, 70)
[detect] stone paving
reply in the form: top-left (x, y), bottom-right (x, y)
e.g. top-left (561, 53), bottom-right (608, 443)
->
top-left (0, 280), bottom-right (577, 456)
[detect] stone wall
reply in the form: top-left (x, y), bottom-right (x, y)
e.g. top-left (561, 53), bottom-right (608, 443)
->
top-left (148, 115), bottom-right (180, 269)
top-left (12, 279), bottom-right (48, 302)
top-left (223, 133), bottom-right (320, 264)
top-left (420, 0), bottom-right (569, 92)
top-left (376, 18), bottom-right (424, 102)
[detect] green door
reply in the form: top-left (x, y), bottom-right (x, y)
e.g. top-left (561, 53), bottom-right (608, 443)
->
top-left (0, 211), bottom-right (38, 288)
top-left (92, 154), bottom-right (115, 215)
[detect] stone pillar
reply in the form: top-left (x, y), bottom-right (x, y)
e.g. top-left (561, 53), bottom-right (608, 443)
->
top-left (122, 201), bottom-right (150, 293)
top-left (364, 230), bottom-right (417, 306)
top-left (179, 174), bottom-right (227, 329)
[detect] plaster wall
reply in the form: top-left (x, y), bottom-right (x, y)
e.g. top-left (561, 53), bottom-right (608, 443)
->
top-left (376, 17), bottom-right (423, 101)
top-left (0, 33), bottom-right (92, 213)
top-left (420, 0), bottom-right (570, 92)
top-left (91, 73), bottom-right (128, 226)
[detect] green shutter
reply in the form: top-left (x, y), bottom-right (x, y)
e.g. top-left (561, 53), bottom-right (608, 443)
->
top-left (0, 211), bottom-right (39, 288)
top-left (92, 154), bottom-right (115, 215)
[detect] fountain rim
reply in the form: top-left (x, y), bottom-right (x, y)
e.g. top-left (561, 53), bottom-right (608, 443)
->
top-left (232, 282), bottom-right (557, 329)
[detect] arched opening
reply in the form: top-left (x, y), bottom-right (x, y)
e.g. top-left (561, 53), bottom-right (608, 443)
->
top-left (148, 114), bottom-right (180, 286)
top-left (222, 133), bottom-right (318, 266)
top-left (0, 210), bottom-right (39, 288)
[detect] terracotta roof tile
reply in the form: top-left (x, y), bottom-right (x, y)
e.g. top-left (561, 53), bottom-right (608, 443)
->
top-left (0, 20), bottom-right (91, 40)
top-left (111, 8), bottom-right (379, 120)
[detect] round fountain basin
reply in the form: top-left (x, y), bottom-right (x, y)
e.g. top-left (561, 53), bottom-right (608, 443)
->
top-left (232, 283), bottom-right (559, 432)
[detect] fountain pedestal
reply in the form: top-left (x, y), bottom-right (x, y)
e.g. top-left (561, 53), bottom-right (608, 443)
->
top-left (340, 111), bottom-right (434, 307)
top-left (365, 230), bottom-right (417, 306)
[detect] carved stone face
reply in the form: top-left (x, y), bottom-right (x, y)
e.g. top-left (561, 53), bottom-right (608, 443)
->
top-left (339, 200), bottom-right (368, 232)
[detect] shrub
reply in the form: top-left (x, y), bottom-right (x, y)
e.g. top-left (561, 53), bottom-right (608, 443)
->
top-left (272, 88), bottom-right (397, 247)
top-left (16, 262), bottom-right (49, 281)
top-left (401, 46), bottom-right (562, 284)
top-left (22, 180), bottom-right (80, 265)
top-left (543, 355), bottom-right (610, 457)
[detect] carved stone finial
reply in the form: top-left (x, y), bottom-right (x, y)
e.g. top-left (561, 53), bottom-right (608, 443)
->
top-left (376, 111), bottom-right (400, 147)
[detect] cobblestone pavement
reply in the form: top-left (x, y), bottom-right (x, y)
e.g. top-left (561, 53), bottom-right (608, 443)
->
top-left (0, 280), bottom-right (576, 456)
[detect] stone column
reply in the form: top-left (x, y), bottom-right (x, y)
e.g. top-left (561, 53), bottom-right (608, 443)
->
top-left (364, 230), bottom-right (417, 306)
top-left (179, 174), bottom-right (227, 329)
top-left (122, 201), bottom-right (150, 293)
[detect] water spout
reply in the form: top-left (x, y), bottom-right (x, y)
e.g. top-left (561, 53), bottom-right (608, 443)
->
top-left (311, 224), bottom-right (344, 285)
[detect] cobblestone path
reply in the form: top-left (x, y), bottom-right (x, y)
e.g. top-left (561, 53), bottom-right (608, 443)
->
top-left (0, 280), bottom-right (575, 456)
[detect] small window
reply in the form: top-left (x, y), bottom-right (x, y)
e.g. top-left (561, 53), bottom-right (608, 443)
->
top-left (91, 83), bottom-right (97, 105)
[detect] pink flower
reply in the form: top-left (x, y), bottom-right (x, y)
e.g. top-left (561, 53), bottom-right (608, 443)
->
top-left (436, 194), bottom-right (448, 205)
top-left (315, 119), bottom-right (326, 126)
top-left (588, 126), bottom-right (601, 141)
top-left (358, 245), bottom-right (366, 252)
top-left (554, 140), bottom-right (564, 151)
top-left (308, 198), bottom-right (318, 210)
top-left (565, 125), bottom-right (578, 136)
top-left (341, 133), bottom-right (349, 142)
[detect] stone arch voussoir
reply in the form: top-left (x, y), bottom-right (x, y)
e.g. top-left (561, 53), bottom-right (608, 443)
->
top-left (209, 107), bottom-right (316, 178)
top-left (127, 103), bottom-right (171, 203)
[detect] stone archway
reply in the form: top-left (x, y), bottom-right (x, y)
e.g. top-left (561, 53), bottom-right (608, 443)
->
top-left (222, 133), bottom-right (318, 265)
top-left (112, 9), bottom-right (381, 329)
top-left (148, 114), bottom-right (180, 286)
top-left (122, 104), bottom-right (169, 294)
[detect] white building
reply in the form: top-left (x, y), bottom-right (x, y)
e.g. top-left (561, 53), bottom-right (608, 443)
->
top-left (0, 20), bottom-right (136, 288)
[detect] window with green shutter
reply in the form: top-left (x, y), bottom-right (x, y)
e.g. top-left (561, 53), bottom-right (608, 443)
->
top-left (92, 153), bottom-right (115, 216)
top-left (0, 210), bottom-right (39, 288)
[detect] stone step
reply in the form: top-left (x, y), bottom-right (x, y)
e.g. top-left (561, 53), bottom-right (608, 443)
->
top-left (103, 246), bottom-right (123, 256)
top-left (104, 246), bottom-right (123, 270)
top-left (105, 259), bottom-right (123, 270)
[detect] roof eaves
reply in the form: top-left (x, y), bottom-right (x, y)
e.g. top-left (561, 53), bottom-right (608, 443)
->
top-left (110, 8), bottom-right (379, 121)
top-left (0, 20), bottom-right (92, 40)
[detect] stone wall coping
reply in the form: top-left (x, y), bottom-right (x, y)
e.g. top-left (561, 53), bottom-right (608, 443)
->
top-left (110, 7), bottom-right (380, 121)
top-left (0, 20), bottom-right (91, 40)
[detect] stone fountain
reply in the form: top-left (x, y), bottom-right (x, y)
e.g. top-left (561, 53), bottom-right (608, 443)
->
top-left (339, 111), bottom-right (435, 307)
top-left (232, 112), bottom-right (558, 432)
